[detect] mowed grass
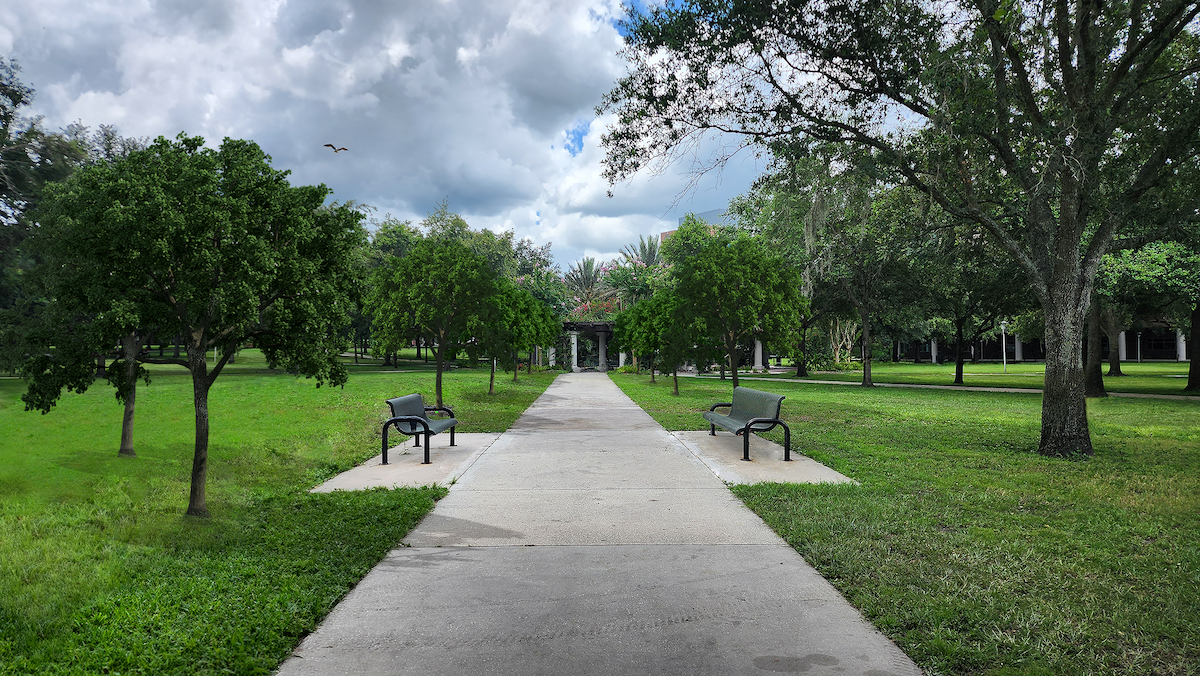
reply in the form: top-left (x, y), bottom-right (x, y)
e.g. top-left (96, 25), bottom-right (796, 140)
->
top-left (744, 360), bottom-right (1197, 396)
top-left (611, 373), bottom-right (1200, 676)
top-left (0, 352), bottom-right (557, 675)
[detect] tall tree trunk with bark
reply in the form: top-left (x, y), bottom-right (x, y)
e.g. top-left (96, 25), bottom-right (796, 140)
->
top-left (186, 345), bottom-right (212, 518)
top-left (489, 357), bottom-right (496, 395)
top-left (727, 334), bottom-right (740, 389)
top-left (859, 310), bottom-right (873, 387)
top-left (434, 336), bottom-right (446, 407)
top-left (794, 324), bottom-right (809, 377)
top-left (118, 332), bottom-right (140, 457)
top-left (1186, 302), bottom-right (1199, 392)
top-left (672, 369), bottom-right (679, 395)
top-left (954, 320), bottom-right (967, 385)
top-left (1038, 280), bottom-right (1093, 458)
top-left (1084, 299), bottom-right (1107, 397)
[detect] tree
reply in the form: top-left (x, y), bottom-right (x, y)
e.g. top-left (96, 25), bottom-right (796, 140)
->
top-left (29, 133), bottom-right (366, 516)
top-left (565, 257), bottom-right (617, 320)
top-left (922, 222), bottom-right (1031, 385)
top-left (662, 216), bottom-right (801, 388)
top-left (1120, 240), bottom-right (1200, 391)
top-left (372, 237), bottom-right (499, 405)
top-left (814, 186), bottom-right (921, 386)
top-left (14, 125), bottom-right (153, 456)
top-left (600, 0), bottom-right (1200, 457)
top-left (1, 58), bottom-right (84, 313)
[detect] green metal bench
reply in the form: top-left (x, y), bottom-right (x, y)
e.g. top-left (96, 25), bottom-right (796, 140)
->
top-left (703, 386), bottom-right (792, 461)
top-left (382, 394), bottom-right (458, 465)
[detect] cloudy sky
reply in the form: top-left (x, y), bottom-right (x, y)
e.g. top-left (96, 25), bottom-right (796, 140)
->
top-left (2, 0), bottom-right (766, 269)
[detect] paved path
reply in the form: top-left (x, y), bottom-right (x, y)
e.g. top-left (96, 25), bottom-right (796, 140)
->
top-left (278, 373), bottom-right (921, 676)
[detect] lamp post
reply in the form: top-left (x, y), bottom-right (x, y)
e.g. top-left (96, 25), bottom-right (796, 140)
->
top-left (1001, 320), bottom-right (1008, 373)
top-left (1137, 331), bottom-right (1143, 363)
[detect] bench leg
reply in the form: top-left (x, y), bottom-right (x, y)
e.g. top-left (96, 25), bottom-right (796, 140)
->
top-left (382, 423), bottom-right (391, 465)
top-left (783, 425), bottom-right (791, 461)
top-left (423, 431), bottom-right (432, 464)
top-left (710, 424), bottom-right (716, 436)
top-left (743, 431), bottom-right (752, 461)
top-left (450, 426), bottom-right (456, 446)
top-left (414, 434), bottom-right (422, 448)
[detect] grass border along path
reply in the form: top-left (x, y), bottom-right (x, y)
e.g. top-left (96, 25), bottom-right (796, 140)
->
top-left (1, 354), bottom-right (558, 675)
top-left (610, 372), bottom-right (1199, 676)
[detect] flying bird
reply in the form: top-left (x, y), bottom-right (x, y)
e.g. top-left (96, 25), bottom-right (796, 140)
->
top-left (324, 144), bottom-right (348, 153)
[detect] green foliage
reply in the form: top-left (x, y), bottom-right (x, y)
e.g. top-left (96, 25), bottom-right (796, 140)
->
top-left (611, 372), bottom-right (1200, 676)
top-left (371, 237), bottom-right (499, 404)
top-left (25, 133), bottom-right (367, 515)
top-left (661, 215), bottom-right (802, 387)
top-left (599, 0), bottom-right (1200, 456)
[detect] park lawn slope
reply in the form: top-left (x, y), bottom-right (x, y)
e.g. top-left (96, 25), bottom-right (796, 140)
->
top-left (0, 360), bottom-right (557, 675)
top-left (611, 372), bottom-right (1199, 676)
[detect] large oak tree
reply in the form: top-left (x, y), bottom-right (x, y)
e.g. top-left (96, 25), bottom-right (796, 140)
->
top-left (600, 0), bottom-right (1200, 457)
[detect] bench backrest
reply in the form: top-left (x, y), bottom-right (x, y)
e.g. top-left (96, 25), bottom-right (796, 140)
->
top-left (729, 386), bottom-right (784, 421)
top-left (387, 394), bottom-right (427, 434)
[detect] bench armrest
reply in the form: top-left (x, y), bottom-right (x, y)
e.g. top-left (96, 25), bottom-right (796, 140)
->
top-left (424, 405), bottom-right (456, 418)
top-left (384, 415), bottom-right (431, 433)
top-left (709, 402), bottom-right (733, 412)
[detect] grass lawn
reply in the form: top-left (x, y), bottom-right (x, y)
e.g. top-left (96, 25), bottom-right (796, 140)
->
top-left (0, 351), bottom-right (558, 675)
top-left (611, 372), bottom-right (1199, 676)
top-left (736, 360), bottom-right (1198, 397)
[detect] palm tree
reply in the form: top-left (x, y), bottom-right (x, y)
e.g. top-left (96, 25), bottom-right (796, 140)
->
top-left (620, 234), bottom-right (661, 267)
top-left (565, 257), bottom-right (617, 319)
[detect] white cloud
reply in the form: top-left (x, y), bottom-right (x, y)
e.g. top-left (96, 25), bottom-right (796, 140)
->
top-left (7, 0), bottom-right (763, 268)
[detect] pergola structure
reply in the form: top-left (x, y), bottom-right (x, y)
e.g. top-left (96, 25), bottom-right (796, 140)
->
top-left (562, 321), bottom-right (615, 372)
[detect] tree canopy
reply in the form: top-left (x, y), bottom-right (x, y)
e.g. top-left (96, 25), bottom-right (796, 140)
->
top-left (662, 216), bottom-right (802, 388)
top-left (28, 133), bottom-right (366, 516)
top-left (600, 0), bottom-right (1200, 457)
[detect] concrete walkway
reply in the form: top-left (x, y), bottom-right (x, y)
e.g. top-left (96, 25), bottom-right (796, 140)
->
top-left (277, 373), bottom-right (920, 676)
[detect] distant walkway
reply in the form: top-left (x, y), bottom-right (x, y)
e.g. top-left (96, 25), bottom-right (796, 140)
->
top-left (278, 372), bottom-right (920, 676)
top-left (694, 374), bottom-right (1199, 401)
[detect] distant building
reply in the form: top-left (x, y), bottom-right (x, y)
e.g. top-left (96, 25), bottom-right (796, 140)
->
top-left (660, 208), bottom-right (730, 242)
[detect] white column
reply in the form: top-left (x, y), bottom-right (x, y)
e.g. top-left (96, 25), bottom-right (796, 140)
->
top-left (753, 339), bottom-right (764, 372)
top-left (618, 352), bottom-right (626, 367)
top-left (931, 338), bottom-right (938, 363)
top-left (570, 331), bottom-right (580, 372)
top-left (1014, 335), bottom-right (1023, 362)
top-left (1178, 329), bottom-right (1188, 362)
top-left (1118, 331), bottom-right (1127, 361)
top-left (598, 332), bottom-right (608, 372)
top-left (548, 348), bottom-right (556, 367)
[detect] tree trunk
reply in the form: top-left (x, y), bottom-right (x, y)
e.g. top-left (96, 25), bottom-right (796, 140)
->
top-left (434, 336), bottom-right (445, 407)
top-left (1104, 327), bottom-right (1124, 376)
top-left (795, 323), bottom-right (809, 377)
top-left (513, 349), bottom-right (519, 382)
top-left (186, 345), bottom-right (212, 517)
top-left (489, 357), bottom-right (496, 395)
top-left (727, 335), bottom-right (740, 389)
top-left (1039, 293), bottom-right (1093, 458)
top-left (118, 332), bottom-right (140, 457)
top-left (1186, 301), bottom-right (1199, 392)
top-left (954, 320), bottom-right (966, 385)
top-left (649, 357), bottom-right (656, 383)
top-left (672, 369), bottom-right (679, 395)
top-left (860, 310), bottom-right (873, 387)
top-left (1084, 298), bottom-right (1107, 397)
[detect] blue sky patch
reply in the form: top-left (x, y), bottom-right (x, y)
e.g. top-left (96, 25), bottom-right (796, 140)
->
top-left (564, 119), bottom-right (591, 157)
